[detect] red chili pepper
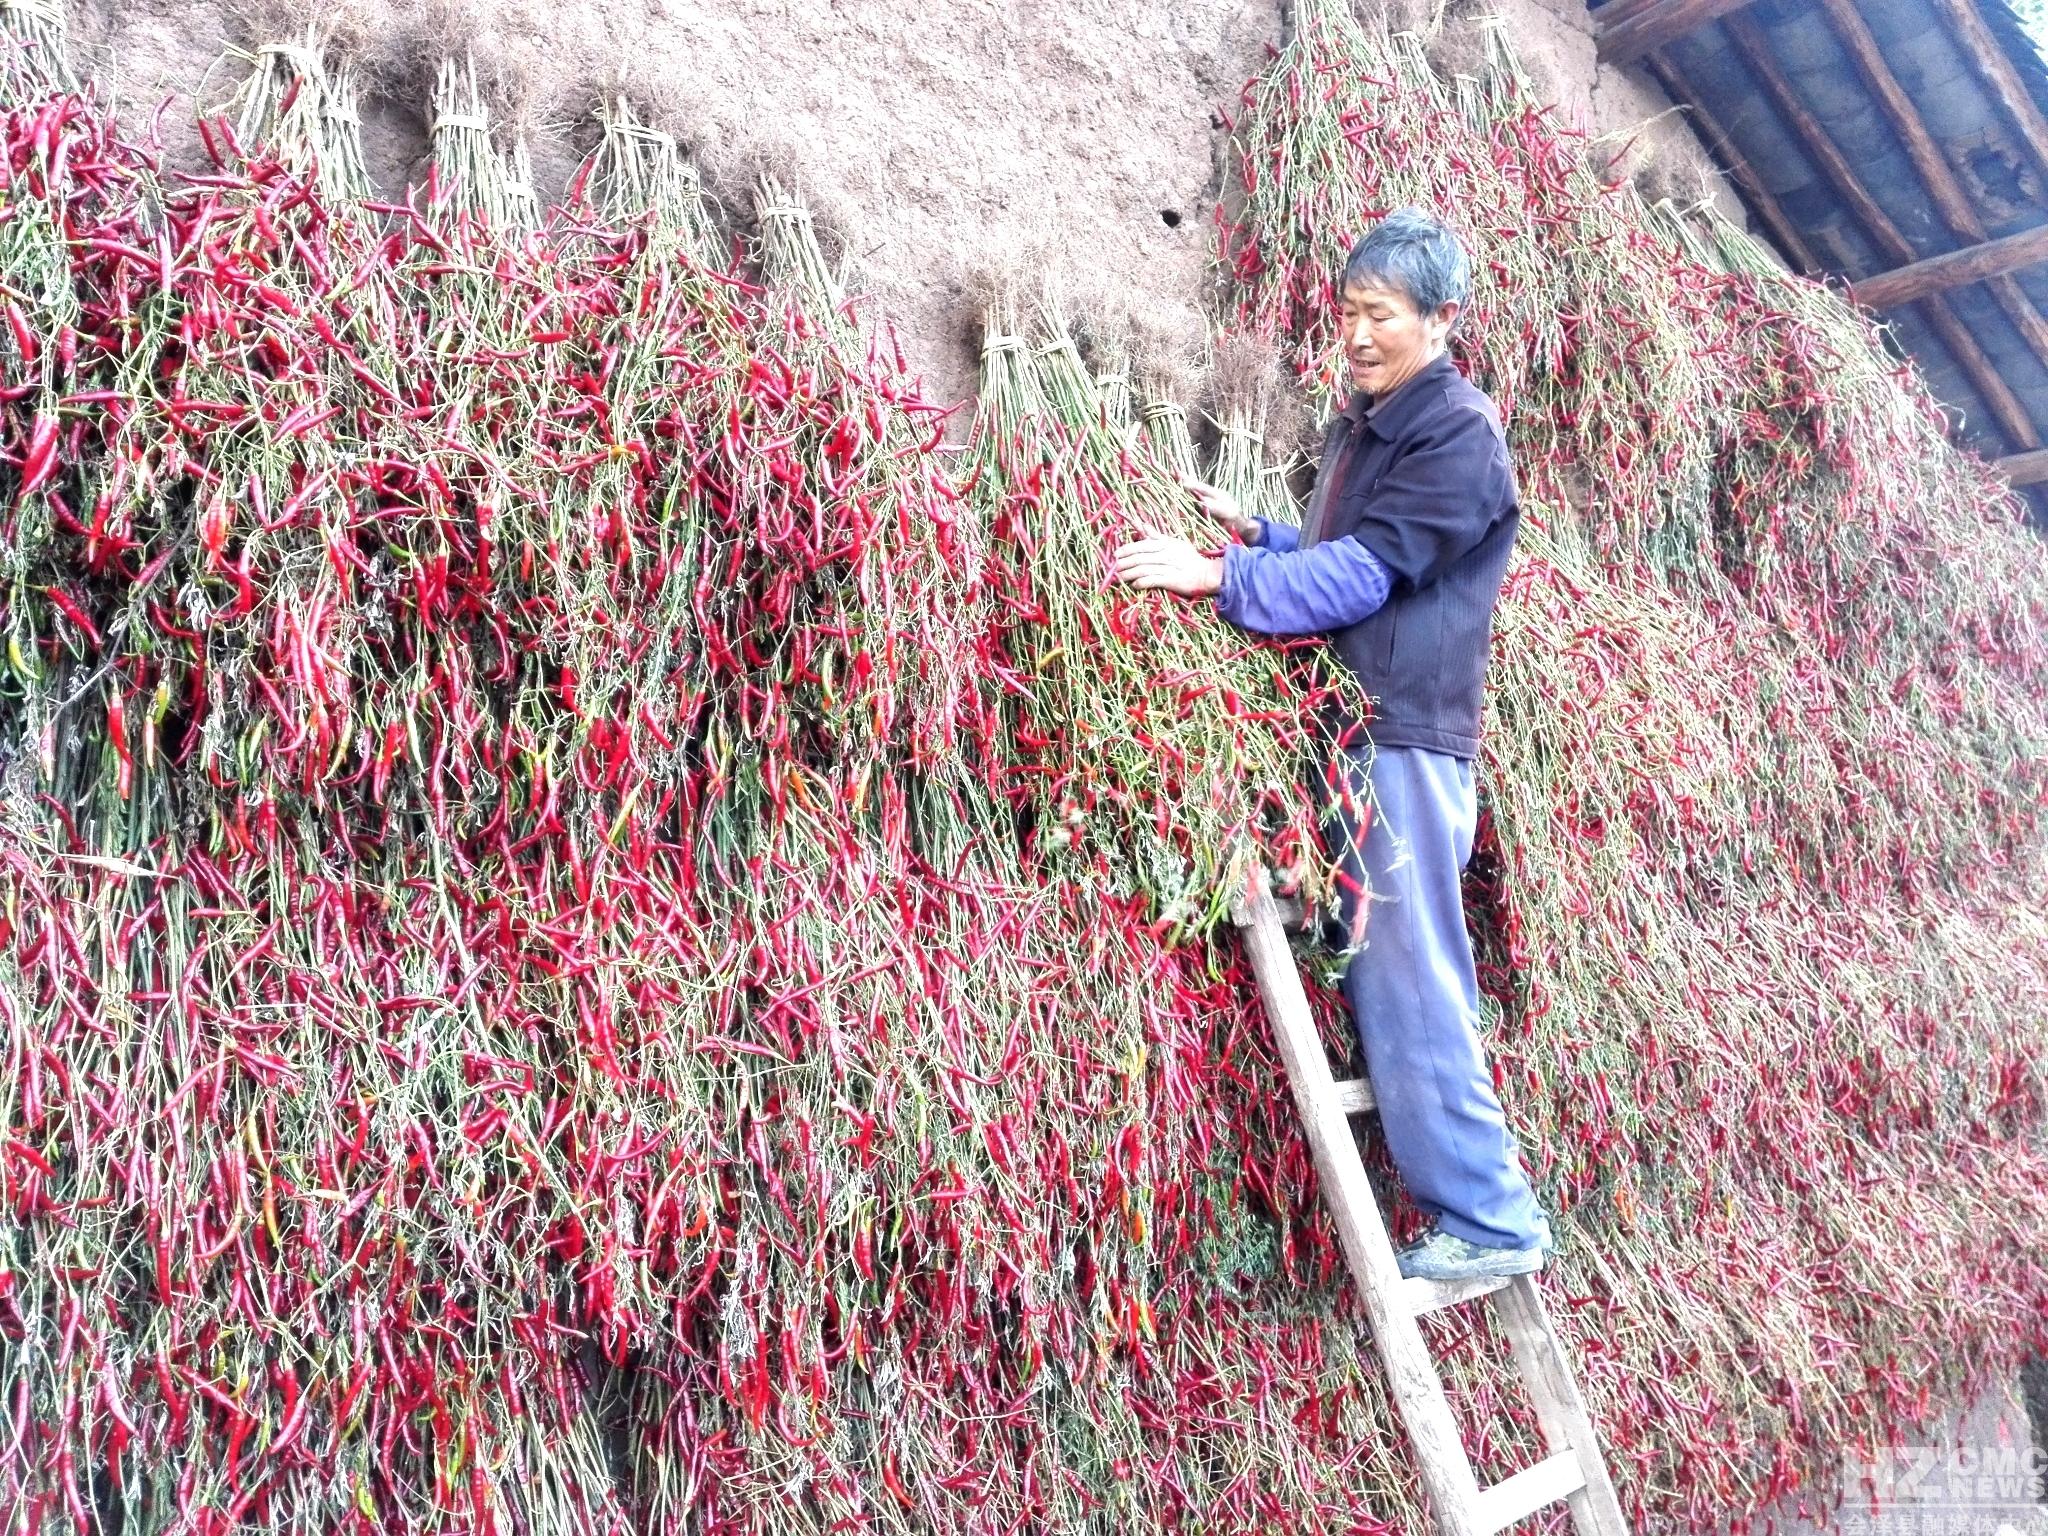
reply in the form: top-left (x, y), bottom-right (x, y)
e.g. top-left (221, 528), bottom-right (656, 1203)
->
top-left (3, 301), bottom-right (37, 366)
top-left (106, 690), bottom-right (133, 799)
top-left (17, 412), bottom-right (58, 501)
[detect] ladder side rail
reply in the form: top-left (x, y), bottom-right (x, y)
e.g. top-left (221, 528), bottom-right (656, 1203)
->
top-left (1231, 876), bottom-right (1486, 1536)
top-left (1492, 1277), bottom-right (1632, 1535)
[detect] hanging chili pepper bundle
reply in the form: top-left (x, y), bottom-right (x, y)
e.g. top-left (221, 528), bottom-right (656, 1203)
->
top-left (963, 294), bottom-right (1368, 935)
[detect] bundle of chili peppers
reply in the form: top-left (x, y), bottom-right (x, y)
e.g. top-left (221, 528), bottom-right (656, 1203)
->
top-left (1222, 0), bottom-right (2048, 1527)
top-left (961, 293), bottom-right (1368, 934)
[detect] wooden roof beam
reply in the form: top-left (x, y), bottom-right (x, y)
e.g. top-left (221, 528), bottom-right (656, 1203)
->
top-left (1900, 315), bottom-right (2037, 450)
top-left (1930, 0), bottom-right (2048, 190)
top-left (1593, 0), bottom-right (1673, 29)
top-left (1815, 0), bottom-right (2048, 408)
top-left (1642, 52), bottom-right (1823, 275)
top-left (1598, 0), bottom-right (1757, 66)
top-left (1852, 222), bottom-right (2048, 308)
top-left (1994, 449), bottom-right (2048, 487)
top-left (1718, 14), bottom-right (2041, 450)
top-left (1723, 14), bottom-right (1917, 268)
top-left (1816, 0), bottom-right (1987, 236)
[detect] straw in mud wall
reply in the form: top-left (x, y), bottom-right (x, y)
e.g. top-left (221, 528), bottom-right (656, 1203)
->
top-left (1206, 330), bottom-right (1298, 532)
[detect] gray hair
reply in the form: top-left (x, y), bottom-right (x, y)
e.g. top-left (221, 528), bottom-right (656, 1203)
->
top-left (1341, 208), bottom-right (1473, 319)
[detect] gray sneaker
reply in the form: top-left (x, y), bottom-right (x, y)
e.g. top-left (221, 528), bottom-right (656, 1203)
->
top-left (1395, 1224), bottom-right (1548, 1281)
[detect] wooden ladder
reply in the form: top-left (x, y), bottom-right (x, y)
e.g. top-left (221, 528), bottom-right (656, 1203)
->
top-left (1229, 872), bottom-right (1632, 1536)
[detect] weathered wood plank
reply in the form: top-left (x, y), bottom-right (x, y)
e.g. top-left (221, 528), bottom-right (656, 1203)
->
top-left (1852, 223), bottom-right (2048, 308)
top-left (1641, 51), bottom-right (1822, 275)
top-left (1333, 1076), bottom-right (1378, 1114)
top-left (1404, 1272), bottom-right (1510, 1318)
top-left (1995, 448), bottom-right (2048, 487)
top-left (1474, 1451), bottom-right (1588, 1535)
top-left (1598, 0), bottom-right (1756, 65)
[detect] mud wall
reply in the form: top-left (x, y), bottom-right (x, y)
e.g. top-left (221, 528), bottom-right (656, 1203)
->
top-left (68, 0), bottom-right (1744, 408)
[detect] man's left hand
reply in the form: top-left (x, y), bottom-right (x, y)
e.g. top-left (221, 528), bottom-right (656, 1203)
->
top-left (1112, 536), bottom-right (1224, 598)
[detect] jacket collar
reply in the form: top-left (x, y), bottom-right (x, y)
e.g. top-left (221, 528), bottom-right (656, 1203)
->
top-left (1342, 350), bottom-right (1460, 440)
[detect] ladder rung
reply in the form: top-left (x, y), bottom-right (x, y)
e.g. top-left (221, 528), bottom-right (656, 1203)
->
top-left (1332, 1076), bottom-right (1377, 1113)
top-left (1474, 1450), bottom-right (1587, 1535)
top-left (1402, 1272), bottom-right (1510, 1317)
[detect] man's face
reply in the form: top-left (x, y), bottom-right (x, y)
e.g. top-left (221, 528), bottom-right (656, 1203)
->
top-left (1340, 280), bottom-right (1456, 396)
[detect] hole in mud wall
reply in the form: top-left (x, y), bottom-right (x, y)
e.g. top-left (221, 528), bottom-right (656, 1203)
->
top-left (359, 93), bottom-right (433, 198)
top-left (1160, 208), bottom-right (1182, 228)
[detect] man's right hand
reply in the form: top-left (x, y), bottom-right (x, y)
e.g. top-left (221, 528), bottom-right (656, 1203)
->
top-left (1181, 476), bottom-right (1261, 544)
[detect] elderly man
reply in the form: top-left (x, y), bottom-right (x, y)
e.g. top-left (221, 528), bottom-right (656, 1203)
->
top-left (1112, 208), bottom-right (1553, 1283)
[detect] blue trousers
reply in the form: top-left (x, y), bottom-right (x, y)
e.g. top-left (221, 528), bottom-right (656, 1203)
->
top-left (1318, 743), bottom-right (1551, 1252)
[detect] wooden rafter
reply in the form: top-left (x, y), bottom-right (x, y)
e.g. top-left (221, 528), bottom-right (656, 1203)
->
top-left (1642, 52), bottom-right (1822, 275)
top-left (1853, 222), bottom-right (2048, 308)
top-left (1596, 0), bottom-right (1757, 66)
top-left (1995, 449), bottom-right (2048, 487)
top-left (1816, 0), bottom-right (1983, 232)
top-left (1716, 15), bottom-right (2042, 450)
top-left (1722, 15), bottom-right (1914, 266)
top-left (1815, 0), bottom-right (2048, 410)
top-left (1592, 0), bottom-right (1675, 29)
top-left (1930, 0), bottom-right (2048, 190)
